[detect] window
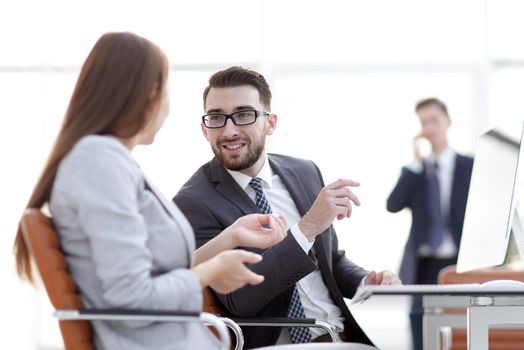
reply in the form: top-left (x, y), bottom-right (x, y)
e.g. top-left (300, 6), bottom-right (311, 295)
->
top-left (2, 1), bottom-right (523, 348)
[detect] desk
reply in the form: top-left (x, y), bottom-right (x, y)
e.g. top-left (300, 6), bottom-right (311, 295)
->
top-left (350, 284), bottom-right (524, 350)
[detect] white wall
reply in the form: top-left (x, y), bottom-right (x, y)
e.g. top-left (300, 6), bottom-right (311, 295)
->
top-left (1, 0), bottom-right (523, 348)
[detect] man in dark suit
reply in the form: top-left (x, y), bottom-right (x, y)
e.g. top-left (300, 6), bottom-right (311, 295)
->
top-left (173, 66), bottom-right (400, 349)
top-left (387, 97), bottom-right (474, 350)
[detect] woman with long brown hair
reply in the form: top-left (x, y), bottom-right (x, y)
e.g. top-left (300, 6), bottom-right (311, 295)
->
top-left (13, 32), bottom-right (286, 349)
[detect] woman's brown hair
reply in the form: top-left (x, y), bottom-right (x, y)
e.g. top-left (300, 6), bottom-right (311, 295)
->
top-left (14, 32), bottom-right (169, 281)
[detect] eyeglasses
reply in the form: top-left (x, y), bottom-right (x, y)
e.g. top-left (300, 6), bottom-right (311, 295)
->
top-left (202, 110), bottom-right (270, 129)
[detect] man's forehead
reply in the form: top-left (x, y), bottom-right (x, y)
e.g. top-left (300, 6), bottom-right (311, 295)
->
top-left (418, 105), bottom-right (447, 117)
top-left (205, 86), bottom-right (261, 111)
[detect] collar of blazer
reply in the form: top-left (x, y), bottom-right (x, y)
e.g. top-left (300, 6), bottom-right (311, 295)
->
top-left (208, 154), bottom-right (314, 218)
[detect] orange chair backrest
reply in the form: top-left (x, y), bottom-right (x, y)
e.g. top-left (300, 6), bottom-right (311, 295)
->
top-left (203, 286), bottom-right (231, 342)
top-left (203, 286), bottom-right (226, 316)
top-left (438, 264), bottom-right (524, 350)
top-left (438, 264), bottom-right (524, 284)
top-left (20, 208), bottom-right (94, 350)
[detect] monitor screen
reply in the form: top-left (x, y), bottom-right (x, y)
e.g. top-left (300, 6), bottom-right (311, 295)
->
top-left (456, 122), bottom-right (524, 273)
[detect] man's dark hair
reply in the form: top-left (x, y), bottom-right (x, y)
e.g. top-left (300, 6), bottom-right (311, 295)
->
top-left (203, 66), bottom-right (272, 110)
top-left (415, 97), bottom-right (449, 118)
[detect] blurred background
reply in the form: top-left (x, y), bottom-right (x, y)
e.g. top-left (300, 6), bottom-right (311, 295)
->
top-left (1, 0), bottom-right (523, 348)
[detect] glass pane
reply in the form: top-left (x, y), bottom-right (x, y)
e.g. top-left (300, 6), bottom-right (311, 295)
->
top-left (264, 0), bottom-right (484, 62)
top-left (1, 0), bottom-right (262, 66)
top-left (0, 1), bottom-right (48, 66)
top-left (487, 0), bottom-right (524, 59)
top-left (133, 69), bottom-right (218, 197)
top-left (2, 1), bottom-right (512, 347)
top-left (490, 68), bottom-right (524, 128)
top-left (269, 71), bottom-right (478, 268)
top-left (0, 71), bottom-right (77, 349)
top-left (43, 71), bottom-right (80, 146)
top-left (0, 72), bottom-right (45, 350)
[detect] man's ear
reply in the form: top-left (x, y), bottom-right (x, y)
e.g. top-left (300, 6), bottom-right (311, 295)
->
top-left (266, 113), bottom-right (277, 135)
top-left (201, 122), bottom-right (210, 141)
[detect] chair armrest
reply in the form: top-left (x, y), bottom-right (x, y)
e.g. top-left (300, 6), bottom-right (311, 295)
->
top-left (54, 309), bottom-right (231, 350)
top-left (232, 317), bottom-right (341, 343)
top-left (219, 317), bottom-right (245, 350)
top-left (438, 326), bottom-right (452, 350)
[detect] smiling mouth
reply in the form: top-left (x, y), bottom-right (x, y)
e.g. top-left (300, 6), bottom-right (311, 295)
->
top-left (220, 138), bottom-right (248, 151)
top-left (224, 143), bottom-right (244, 150)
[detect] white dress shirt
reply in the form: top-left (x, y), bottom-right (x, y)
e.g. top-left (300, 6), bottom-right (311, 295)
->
top-left (406, 147), bottom-right (458, 258)
top-left (226, 156), bottom-right (345, 340)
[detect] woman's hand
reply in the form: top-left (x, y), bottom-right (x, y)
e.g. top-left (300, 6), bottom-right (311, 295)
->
top-left (193, 249), bottom-right (264, 294)
top-left (194, 213), bottom-right (287, 265)
top-left (227, 213), bottom-right (287, 249)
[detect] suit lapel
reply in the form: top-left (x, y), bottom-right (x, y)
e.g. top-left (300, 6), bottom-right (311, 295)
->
top-left (268, 155), bottom-right (326, 256)
top-left (268, 155), bottom-right (314, 216)
top-left (449, 155), bottom-right (466, 243)
top-left (209, 155), bottom-right (316, 216)
top-left (450, 156), bottom-right (465, 211)
top-left (209, 158), bottom-right (260, 215)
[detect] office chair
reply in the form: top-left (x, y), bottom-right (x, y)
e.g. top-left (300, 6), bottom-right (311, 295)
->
top-left (19, 208), bottom-right (235, 350)
top-left (256, 344), bottom-right (377, 350)
top-left (437, 264), bottom-right (524, 350)
top-left (204, 284), bottom-right (376, 350)
top-left (202, 278), bottom-right (343, 348)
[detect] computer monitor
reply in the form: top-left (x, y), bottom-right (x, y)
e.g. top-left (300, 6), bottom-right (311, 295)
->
top-left (456, 121), bottom-right (524, 273)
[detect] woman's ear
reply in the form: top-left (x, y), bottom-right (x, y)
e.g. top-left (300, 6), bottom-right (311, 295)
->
top-left (148, 83), bottom-right (161, 104)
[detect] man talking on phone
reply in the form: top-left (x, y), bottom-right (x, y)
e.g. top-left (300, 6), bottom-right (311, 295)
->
top-left (386, 97), bottom-right (474, 350)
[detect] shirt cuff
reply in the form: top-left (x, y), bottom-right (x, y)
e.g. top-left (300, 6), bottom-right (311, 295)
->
top-left (358, 276), bottom-right (366, 289)
top-left (290, 223), bottom-right (314, 253)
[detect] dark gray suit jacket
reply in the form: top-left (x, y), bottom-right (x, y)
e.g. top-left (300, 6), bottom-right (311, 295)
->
top-left (174, 154), bottom-right (373, 349)
top-left (387, 153), bottom-right (474, 284)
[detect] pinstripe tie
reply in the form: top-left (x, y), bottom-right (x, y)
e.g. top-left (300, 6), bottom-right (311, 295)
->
top-left (248, 177), bottom-right (312, 343)
top-left (426, 161), bottom-right (444, 250)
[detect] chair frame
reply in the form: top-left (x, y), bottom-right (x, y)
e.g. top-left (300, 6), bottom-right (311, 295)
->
top-left (54, 309), bottom-right (232, 350)
top-left (233, 317), bottom-right (340, 342)
top-left (203, 286), bottom-right (342, 348)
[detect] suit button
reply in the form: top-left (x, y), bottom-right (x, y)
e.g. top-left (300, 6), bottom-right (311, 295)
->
top-left (294, 274), bottom-right (300, 279)
top-left (285, 281), bottom-right (291, 286)
top-left (299, 269), bottom-right (305, 274)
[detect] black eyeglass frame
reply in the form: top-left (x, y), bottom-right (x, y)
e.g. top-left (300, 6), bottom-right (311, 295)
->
top-left (201, 110), bottom-right (270, 129)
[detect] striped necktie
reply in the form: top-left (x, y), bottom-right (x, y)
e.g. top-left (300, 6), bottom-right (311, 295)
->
top-left (248, 177), bottom-right (312, 343)
top-left (426, 161), bottom-right (444, 250)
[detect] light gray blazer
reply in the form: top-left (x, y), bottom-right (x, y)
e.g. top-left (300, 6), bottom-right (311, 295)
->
top-left (50, 135), bottom-right (218, 350)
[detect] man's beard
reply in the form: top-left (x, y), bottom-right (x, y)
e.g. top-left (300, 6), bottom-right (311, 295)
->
top-left (212, 135), bottom-right (266, 171)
